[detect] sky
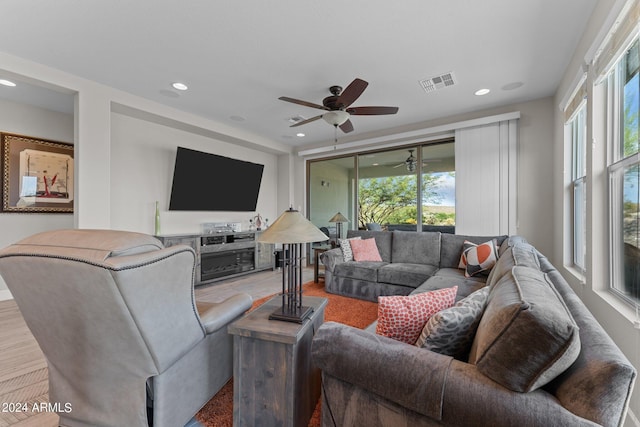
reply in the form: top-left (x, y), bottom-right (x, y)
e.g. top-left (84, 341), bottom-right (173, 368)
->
top-left (425, 172), bottom-right (455, 206)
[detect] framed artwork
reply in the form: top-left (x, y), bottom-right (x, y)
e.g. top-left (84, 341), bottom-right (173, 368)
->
top-left (1, 133), bottom-right (74, 213)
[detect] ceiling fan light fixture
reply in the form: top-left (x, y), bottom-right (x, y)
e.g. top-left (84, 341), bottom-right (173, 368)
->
top-left (322, 110), bottom-right (350, 126)
top-left (405, 150), bottom-right (417, 172)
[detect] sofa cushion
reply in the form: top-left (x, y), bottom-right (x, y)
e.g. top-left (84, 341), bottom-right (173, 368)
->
top-left (350, 238), bottom-right (383, 262)
top-left (415, 286), bottom-right (490, 358)
top-left (378, 263), bottom-right (438, 288)
top-left (334, 261), bottom-right (387, 282)
top-left (458, 239), bottom-right (498, 277)
top-left (417, 273), bottom-right (487, 301)
top-left (339, 237), bottom-right (361, 262)
top-left (376, 286), bottom-right (458, 344)
top-left (440, 234), bottom-right (507, 269)
top-left (347, 230), bottom-right (393, 262)
top-left (391, 231), bottom-right (441, 266)
top-left (470, 266), bottom-right (581, 392)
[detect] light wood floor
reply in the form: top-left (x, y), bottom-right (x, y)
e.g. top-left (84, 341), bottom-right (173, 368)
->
top-left (0, 268), bottom-right (313, 427)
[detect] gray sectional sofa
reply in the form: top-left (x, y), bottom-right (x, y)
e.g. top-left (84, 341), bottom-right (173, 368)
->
top-left (320, 230), bottom-right (508, 302)
top-left (313, 230), bottom-right (637, 427)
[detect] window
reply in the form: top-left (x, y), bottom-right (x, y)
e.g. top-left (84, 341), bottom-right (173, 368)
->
top-left (307, 141), bottom-right (455, 234)
top-left (608, 38), bottom-right (640, 306)
top-left (569, 107), bottom-right (587, 271)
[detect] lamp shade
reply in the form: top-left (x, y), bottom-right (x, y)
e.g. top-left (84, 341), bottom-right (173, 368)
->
top-left (329, 212), bottom-right (349, 223)
top-left (257, 208), bottom-right (329, 244)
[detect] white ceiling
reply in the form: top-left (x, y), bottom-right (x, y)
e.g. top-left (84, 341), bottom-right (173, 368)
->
top-left (0, 0), bottom-right (597, 148)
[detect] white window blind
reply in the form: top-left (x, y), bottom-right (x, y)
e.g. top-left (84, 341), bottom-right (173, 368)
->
top-left (593, 0), bottom-right (640, 82)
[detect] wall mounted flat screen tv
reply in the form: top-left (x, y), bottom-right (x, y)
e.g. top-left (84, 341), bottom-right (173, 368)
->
top-left (169, 147), bottom-right (264, 211)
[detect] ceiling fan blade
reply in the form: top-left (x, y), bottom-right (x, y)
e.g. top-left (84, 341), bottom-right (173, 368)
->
top-left (339, 119), bottom-right (354, 133)
top-left (346, 106), bottom-right (399, 115)
top-left (336, 78), bottom-right (368, 109)
top-left (279, 96), bottom-right (329, 111)
top-left (289, 115), bottom-right (323, 128)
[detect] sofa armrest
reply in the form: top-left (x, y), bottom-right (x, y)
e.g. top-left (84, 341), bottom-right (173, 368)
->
top-left (319, 248), bottom-right (344, 273)
top-left (311, 321), bottom-right (453, 421)
top-left (196, 293), bottom-right (253, 334)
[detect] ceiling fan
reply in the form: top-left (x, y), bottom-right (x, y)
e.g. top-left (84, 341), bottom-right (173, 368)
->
top-left (393, 149), bottom-right (418, 172)
top-left (279, 78), bottom-right (399, 133)
top-left (392, 149), bottom-right (443, 172)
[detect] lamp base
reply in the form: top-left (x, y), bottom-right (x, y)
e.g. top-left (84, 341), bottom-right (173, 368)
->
top-left (269, 305), bottom-right (314, 323)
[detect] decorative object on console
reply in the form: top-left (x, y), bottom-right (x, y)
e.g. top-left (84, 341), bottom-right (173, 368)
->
top-left (258, 208), bottom-right (329, 323)
top-left (253, 213), bottom-right (263, 230)
top-left (154, 201), bottom-right (161, 235)
top-left (376, 286), bottom-right (458, 344)
top-left (328, 211), bottom-right (349, 243)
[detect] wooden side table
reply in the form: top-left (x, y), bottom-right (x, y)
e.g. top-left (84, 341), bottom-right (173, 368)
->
top-left (228, 296), bottom-right (328, 427)
top-left (313, 246), bottom-right (331, 283)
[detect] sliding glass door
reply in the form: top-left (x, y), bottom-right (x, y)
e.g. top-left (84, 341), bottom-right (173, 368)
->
top-left (307, 140), bottom-right (455, 234)
top-left (357, 148), bottom-right (418, 231)
top-left (421, 142), bottom-right (455, 232)
top-left (308, 156), bottom-right (356, 243)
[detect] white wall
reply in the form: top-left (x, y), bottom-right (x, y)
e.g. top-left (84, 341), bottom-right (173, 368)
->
top-left (0, 98), bottom-right (74, 297)
top-left (110, 113), bottom-right (279, 235)
top-left (308, 161), bottom-right (351, 231)
top-left (296, 97), bottom-right (556, 256)
top-left (0, 51), bottom-right (293, 302)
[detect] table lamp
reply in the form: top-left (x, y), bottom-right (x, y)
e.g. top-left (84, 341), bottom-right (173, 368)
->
top-left (329, 211), bottom-right (349, 243)
top-left (258, 208), bottom-right (329, 323)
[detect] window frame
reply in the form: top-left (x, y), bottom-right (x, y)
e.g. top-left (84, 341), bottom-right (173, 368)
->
top-left (569, 106), bottom-right (587, 272)
top-left (606, 37), bottom-right (640, 307)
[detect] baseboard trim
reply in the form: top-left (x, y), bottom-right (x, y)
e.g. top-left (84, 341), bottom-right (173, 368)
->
top-left (0, 289), bottom-right (13, 301)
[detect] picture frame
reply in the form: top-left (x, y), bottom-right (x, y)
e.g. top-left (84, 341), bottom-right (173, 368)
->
top-left (1, 133), bottom-right (74, 213)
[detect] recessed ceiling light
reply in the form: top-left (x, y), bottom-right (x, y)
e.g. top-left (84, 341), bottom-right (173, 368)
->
top-left (0, 79), bottom-right (16, 87)
top-left (372, 163), bottom-right (379, 166)
top-left (172, 82), bottom-right (188, 91)
top-left (474, 88), bottom-right (490, 96)
top-left (296, 133), bottom-right (305, 137)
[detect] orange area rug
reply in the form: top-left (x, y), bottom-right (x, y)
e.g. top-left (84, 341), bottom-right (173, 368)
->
top-left (195, 280), bottom-right (379, 427)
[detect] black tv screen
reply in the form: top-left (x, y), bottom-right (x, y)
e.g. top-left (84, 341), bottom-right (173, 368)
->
top-left (169, 147), bottom-right (264, 211)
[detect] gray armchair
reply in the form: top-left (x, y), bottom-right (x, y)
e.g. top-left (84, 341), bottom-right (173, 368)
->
top-left (0, 229), bottom-right (253, 427)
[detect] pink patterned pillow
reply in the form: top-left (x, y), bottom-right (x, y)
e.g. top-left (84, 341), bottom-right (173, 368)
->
top-left (350, 238), bottom-right (382, 262)
top-left (376, 287), bottom-right (458, 344)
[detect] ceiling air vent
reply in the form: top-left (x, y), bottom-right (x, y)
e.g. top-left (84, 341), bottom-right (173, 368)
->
top-left (288, 115), bottom-right (306, 124)
top-left (419, 72), bottom-right (457, 93)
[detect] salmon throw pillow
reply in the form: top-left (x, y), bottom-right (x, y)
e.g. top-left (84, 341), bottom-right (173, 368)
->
top-left (350, 238), bottom-right (383, 262)
top-left (376, 286), bottom-right (458, 344)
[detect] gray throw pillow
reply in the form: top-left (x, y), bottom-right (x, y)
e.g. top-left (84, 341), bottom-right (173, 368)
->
top-left (415, 286), bottom-right (489, 358)
top-left (339, 237), bottom-right (361, 262)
